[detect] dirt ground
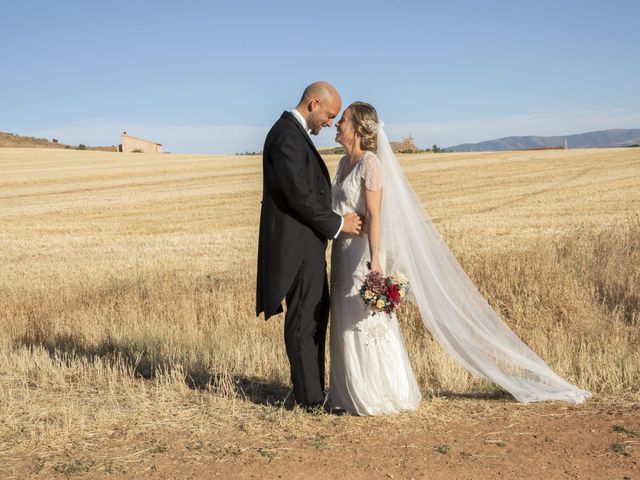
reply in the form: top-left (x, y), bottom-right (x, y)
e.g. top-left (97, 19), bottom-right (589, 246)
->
top-left (150, 399), bottom-right (640, 480)
top-left (8, 395), bottom-right (638, 480)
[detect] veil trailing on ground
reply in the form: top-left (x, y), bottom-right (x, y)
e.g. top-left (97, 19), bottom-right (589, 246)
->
top-left (375, 121), bottom-right (591, 404)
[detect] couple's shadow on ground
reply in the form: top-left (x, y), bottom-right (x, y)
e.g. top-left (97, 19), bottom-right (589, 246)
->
top-left (16, 331), bottom-right (297, 408)
top-left (15, 331), bottom-right (511, 409)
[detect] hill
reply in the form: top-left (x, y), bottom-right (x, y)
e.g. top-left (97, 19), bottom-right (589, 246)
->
top-left (448, 128), bottom-right (640, 152)
top-left (0, 131), bottom-right (117, 151)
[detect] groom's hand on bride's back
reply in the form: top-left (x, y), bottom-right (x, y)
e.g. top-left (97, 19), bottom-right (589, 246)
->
top-left (341, 212), bottom-right (363, 235)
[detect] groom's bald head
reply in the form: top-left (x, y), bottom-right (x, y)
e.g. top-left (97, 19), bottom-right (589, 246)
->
top-left (295, 81), bottom-right (342, 135)
top-left (298, 81), bottom-right (339, 105)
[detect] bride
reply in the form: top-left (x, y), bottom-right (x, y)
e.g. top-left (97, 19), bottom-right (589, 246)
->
top-left (328, 102), bottom-right (591, 416)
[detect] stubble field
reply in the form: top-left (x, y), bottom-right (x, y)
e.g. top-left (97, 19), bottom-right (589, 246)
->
top-left (1, 147), bottom-right (639, 479)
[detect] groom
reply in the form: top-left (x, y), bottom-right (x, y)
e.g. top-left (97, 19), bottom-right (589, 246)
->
top-left (256, 81), bottom-right (362, 410)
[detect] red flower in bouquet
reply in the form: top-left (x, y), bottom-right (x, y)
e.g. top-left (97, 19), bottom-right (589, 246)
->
top-left (386, 284), bottom-right (401, 305)
top-left (359, 263), bottom-right (410, 315)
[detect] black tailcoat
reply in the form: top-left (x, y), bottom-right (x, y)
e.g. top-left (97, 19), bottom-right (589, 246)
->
top-left (256, 111), bottom-right (341, 319)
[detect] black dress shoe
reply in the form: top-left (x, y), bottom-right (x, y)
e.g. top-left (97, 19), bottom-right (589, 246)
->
top-left (299, 402), bottom-right (324, 413)
top-left (332, 408), bottom-right (350, 417)
top-left (324, 405), bottom-right (350, 416)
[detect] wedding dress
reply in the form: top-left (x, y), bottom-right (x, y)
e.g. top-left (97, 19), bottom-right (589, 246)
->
top-left (328, 122), bottom-right (591, 413)
top-left (329, 151), bottom-right (422, 415)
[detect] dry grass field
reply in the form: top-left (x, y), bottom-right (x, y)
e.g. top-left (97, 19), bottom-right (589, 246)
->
top-left (1, 146), bottom-right (639, 479)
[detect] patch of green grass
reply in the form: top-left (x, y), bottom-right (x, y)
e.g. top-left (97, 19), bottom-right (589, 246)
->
top-left (53, 458), bottom-right (93, 477)
top-left (258, 448), bottom-right (276, 459)
top-left (149, 443), bottom-right (168, 454)
top-left (214, 445), bottom-right (244, 458)
top-left (611, 442), bottom-right (631, 456)
top-left (32, 459), bottom-right (45, 473)
top-left (436, 444), bottom-right (451, 454)
top-left (613, 425), bottom-right (640, 438)
top-left (310, 433), bottom-right (328, 450)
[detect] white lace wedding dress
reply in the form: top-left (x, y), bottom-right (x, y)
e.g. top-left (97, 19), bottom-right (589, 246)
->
top-left (329, 151), bottom-right (422, 416)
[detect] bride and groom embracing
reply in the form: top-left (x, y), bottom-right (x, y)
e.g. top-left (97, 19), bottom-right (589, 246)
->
top-left (256, 81), bottom-right (591, 416)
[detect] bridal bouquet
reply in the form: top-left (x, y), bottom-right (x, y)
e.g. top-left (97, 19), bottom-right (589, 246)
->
top-left (359, 263), bottom-right (410, 315)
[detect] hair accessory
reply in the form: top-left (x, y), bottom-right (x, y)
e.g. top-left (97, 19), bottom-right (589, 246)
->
top-left (364, 119), bottom-right (379, 133)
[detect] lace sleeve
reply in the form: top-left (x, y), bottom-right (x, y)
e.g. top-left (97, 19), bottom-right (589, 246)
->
top-left (361, 152), bottom-right (383, 190)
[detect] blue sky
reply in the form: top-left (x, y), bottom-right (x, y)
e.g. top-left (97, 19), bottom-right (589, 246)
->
top-left (2, 0), bottom-right (639, 153)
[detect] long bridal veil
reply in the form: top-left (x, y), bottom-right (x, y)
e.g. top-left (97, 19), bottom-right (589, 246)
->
top-left (376, 122), bottom-right (591, 404)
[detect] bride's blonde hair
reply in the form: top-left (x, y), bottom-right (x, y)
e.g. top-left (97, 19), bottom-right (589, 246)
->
top-left (349, 101), bottom-right (379, 151)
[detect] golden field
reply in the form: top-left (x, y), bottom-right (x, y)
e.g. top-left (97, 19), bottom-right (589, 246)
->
top-left (1, 146), bottom-right (639, 478)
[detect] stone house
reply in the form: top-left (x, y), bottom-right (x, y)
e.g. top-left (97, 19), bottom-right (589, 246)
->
top-left (390, 134), bottom-right (418, 153)
top-left (118, 132), bottom-right (162, 154)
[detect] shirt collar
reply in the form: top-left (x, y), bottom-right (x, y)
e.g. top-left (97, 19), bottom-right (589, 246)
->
top-left (290, 108), bottom-right (311, 134)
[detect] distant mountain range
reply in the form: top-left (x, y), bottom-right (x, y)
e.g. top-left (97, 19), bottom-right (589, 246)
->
top-left (447, 129), bottom-right (640, 152)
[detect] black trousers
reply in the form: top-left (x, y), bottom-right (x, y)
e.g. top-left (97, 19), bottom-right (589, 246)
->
top-left (284, 233), bottom-right (330, 406)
